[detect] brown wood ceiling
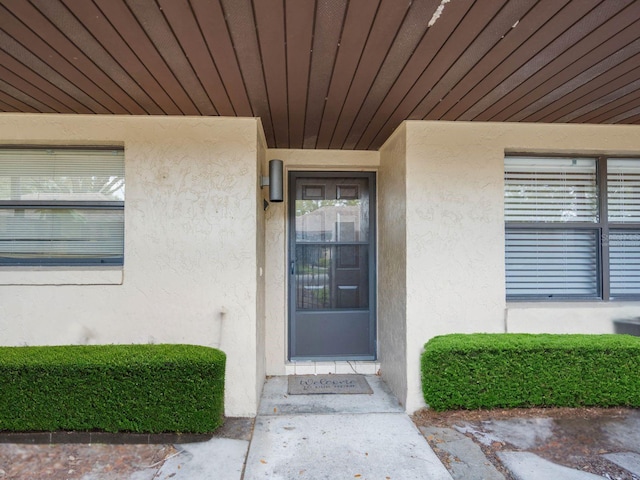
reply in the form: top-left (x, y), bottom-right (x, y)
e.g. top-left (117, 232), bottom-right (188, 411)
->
top-left (1, 0), bottom-right (640, 150)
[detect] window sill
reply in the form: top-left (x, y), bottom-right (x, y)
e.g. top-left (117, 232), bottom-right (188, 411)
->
top-left (0, 267), bottom-right (123, 285)
top-left (507, 300), bottom-right (640, 308)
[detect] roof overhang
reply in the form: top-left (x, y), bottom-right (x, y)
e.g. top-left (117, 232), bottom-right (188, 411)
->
top-left (1, 0), bottom-right (639, 150)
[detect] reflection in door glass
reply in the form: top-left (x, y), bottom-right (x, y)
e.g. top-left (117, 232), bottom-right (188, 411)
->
top-left (295, 198), bottom-right (368, 242)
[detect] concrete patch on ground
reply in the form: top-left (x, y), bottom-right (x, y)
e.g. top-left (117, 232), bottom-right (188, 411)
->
top-left (155, 438), bottom-right (249, 480)
top-left (128, 471), bottom-right (160, 480)
top-left (244, 413), bottom-right (452, 480)
top-left (602, 413), bottom-right (640, 453)
top-left (602, 452), bottom-right (640, 476)
top-left (497, 451), bottom-right (604, 480)
top-left (420, 426), bottom-right (505, 480)
top-left (456, 418), bottom-right (554, 449)
top-left (454, 424), bottom-right (503, 447)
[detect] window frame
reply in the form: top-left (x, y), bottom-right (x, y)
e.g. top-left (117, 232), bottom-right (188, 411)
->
top-left (0, 145), bottom-right (125, 267)
top-left (505, 154), bottom-right (640, 302)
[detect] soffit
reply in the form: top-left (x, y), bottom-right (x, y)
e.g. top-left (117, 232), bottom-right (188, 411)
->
top-left (0, 0), bottom-right (639, 150)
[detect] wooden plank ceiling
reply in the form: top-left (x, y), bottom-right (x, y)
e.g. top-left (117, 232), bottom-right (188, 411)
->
top-left (1, 0), bottom-right (639, 150)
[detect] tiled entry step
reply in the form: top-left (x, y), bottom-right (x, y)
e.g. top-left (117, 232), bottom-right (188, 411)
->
top-left (284, 361), bottom-right (380, 376)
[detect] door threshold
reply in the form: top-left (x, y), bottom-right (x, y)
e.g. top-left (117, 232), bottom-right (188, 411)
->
top-left (285, 361), bottom-right (380, 376)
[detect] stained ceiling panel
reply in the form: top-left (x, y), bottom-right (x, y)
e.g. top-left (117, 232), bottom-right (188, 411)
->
top-left (0, 0), bottom-right (638, 150)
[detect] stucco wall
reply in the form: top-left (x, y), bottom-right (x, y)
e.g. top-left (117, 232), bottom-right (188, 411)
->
top-left (263, 149), bottom-right (379, 374)
top-left (506, 303), bottom-right (640, 334)
top-left (0, 114), bottom-right (263, 417)
top-left (378, 124), bottom-right (408, 408)
top-left (6, 114), bottom-right (639, 418)
top-left (401, 121), bottom-right (640, 413)
top-left (255, 126), bottom-right (268, 407)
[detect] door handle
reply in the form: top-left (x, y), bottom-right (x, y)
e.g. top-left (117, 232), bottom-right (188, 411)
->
top-left (290, 261), bottom-right (295, 275)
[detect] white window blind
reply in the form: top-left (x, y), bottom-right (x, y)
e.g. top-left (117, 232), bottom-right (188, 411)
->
top-left (608, 159), bottom-right (640, 223)
top-left (609, 230), bottom-right (640, 297)
top-left (505, 157), bottom-right (598, 299)
top-left (505, 229), bottom-right (598, 298)
top-left (505, 157), bottom-right (597, 223)
top-left (0, 147), bottom-right (124, 266)
top-left (607, 159), bottom-right (640, 297)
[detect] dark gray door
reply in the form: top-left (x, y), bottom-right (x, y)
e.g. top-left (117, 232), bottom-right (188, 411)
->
top-left (289, 172), bottom-right (376, 360)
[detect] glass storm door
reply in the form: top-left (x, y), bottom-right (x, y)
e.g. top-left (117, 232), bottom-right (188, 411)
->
top-left (289, 172), bottom-right (376, 360)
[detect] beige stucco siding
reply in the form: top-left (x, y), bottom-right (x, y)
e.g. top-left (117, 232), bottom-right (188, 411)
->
top-left (378, 123), bottom-right (409, 408)
top-left (0, 114), bottom-right (264, 417)
top-left (255, 126), bottom-right (268, 405)
top-left (3, 114), bottom-right (640, 418)
top-left (399, 121), bottom-right (640, 412)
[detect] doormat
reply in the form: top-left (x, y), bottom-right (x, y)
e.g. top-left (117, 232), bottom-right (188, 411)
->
top-left (288, 374), bottom-right (373, 395)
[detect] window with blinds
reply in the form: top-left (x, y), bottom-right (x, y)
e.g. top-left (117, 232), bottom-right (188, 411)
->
top-left (505, 156), bottom-right (640, 300)
top-left (607, 159), bottom-right (640, 297)
top-left (0, 147), bottom-right (124, 266)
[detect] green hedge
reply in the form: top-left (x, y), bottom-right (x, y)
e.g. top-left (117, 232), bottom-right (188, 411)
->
top-left (0, 344), bottom-right (226, 433)
top-left (421, 333), bottom-right (640, 411)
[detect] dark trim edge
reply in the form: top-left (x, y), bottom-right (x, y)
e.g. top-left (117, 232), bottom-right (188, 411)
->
top-left (0, 431), bottom-right (214, 445)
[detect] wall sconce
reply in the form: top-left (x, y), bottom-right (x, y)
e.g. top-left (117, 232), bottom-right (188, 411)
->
top-left (260, 159), bottom-right (284, 202)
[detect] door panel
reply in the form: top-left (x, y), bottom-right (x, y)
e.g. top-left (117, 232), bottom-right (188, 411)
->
top-left (289, 172), bottom-right (376, 360)
top-left (293, 311), bottom-right (371, 357)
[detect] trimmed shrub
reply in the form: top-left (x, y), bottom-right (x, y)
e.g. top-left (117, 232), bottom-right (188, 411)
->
top-left (421, 333), bottom-right (640, 411)
top-left (0, 344), bottom-right (225, 433)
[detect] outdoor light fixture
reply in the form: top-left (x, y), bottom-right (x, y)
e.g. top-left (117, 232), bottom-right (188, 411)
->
top-left (261, 159), bottom-right (284, 202)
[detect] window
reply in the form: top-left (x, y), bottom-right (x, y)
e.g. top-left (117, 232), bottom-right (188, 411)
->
top-left (0, 147), bottom-right (124, 266)
top-left (505, 155), bottom-right (640, 300)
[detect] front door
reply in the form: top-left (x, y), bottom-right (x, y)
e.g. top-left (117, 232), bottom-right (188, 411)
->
top-left (288, 172), bottom-right (376, 360)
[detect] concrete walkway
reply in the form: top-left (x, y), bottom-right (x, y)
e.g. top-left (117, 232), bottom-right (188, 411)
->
top-left (156, 375), bottom-right (452, 480)
top-left (244, 376), bottom-right (452, 480)
top-left (152, 376), bottom-right (640, 480)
